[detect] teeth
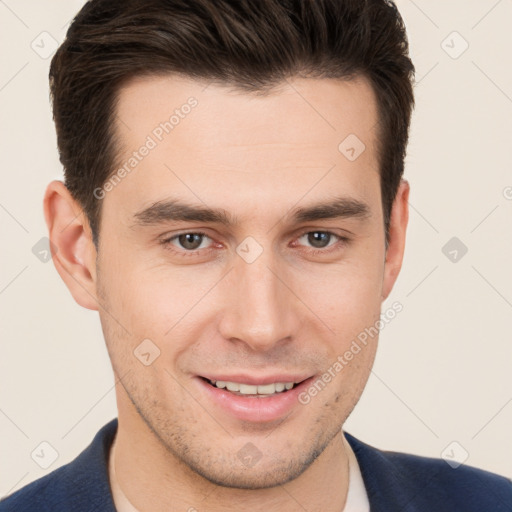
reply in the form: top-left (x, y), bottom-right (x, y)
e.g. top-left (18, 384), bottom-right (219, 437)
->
top-left (209, 379), bottom-right (298, 395)
top-left (256, 383), bottom-right (275, 394)
top-left (226, 381), bottom-right (240, 392)
top-left (240, 383), bottom-right (258, 394)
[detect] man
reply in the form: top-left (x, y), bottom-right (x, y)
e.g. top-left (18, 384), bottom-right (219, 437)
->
top-left (1, 0), bottom-right (510, 510)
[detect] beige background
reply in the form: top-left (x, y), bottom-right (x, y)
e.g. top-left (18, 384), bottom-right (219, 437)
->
top-left (1, 0), bottom-right (511, 497)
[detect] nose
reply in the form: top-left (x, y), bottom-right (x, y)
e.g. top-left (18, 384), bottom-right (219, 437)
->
top-left (218, 247), bottom-right (300, 352)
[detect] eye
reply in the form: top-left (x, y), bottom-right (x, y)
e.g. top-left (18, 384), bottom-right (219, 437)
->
top-left (162, 231), bottom-right (213, 252)
top-left (294, 230), bottom-right (349, 254)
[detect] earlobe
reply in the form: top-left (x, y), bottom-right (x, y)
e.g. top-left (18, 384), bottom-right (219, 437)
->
top-left (381, 179), bottom-right (410, 301)
top-left (43, 180), bottom-right (99, 311)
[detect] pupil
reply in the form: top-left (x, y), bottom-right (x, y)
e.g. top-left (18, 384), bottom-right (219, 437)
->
top-left (309, 232), bottom-right (329, 248)
top-left (180, 233), bottom-right (202, 250)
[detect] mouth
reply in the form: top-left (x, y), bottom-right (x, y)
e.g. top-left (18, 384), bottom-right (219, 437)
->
top-left (195, 374), bottom-right (316, 422)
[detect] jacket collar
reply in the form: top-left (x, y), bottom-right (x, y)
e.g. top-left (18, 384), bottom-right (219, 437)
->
top-left (344, 431), bottom-right (434, 511)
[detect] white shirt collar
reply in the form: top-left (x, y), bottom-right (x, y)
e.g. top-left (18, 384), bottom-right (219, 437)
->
top-left (342, 431), bottom-right (370, 511)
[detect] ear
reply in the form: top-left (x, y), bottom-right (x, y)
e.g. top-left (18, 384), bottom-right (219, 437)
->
top-left (43, 180), bottom-right (99, 310)
top-left (381, 179), bottom-right (409, 301)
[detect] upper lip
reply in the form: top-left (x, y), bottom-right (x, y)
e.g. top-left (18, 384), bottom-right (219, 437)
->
top-left (199, 373), bottom-right (313, 386)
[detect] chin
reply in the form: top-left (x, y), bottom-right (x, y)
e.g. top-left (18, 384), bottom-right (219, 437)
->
top-left (192, 462), bottom-right (308, 490)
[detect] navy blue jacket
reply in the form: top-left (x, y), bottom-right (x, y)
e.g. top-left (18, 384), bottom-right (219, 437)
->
top-left (1, 418), bottom-right (511, 511)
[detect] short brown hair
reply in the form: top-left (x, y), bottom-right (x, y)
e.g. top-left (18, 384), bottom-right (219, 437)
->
top-left (49, 0), bottom-right (415, 246)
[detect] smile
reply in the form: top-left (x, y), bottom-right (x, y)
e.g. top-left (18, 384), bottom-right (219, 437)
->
top-left (196, 375), bottom-right (315, 422)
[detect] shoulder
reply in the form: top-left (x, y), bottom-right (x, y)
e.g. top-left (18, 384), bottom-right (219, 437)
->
top-left (0, 419), bottom-right (118, 512)
top-left (345, 432), bottom-right (512, 511)
top-left (0, 463), bottom-right (81, 512)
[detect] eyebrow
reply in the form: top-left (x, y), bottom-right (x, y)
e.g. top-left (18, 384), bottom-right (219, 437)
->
top-left (132, 196), bottom-right (371, 228)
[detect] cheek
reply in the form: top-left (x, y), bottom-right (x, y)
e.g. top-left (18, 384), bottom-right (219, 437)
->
top-left (297, 254), bottom-right (384, 329)
top-left (97, 240), bottom-right (191, 327)
top-left (97, 259), bottom-right (224, 374)
top-left (118, 268), bottom-right (218, 333)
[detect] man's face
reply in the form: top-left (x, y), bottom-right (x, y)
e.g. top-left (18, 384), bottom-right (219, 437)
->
top-left (94, 74), bottom-right (397, 488)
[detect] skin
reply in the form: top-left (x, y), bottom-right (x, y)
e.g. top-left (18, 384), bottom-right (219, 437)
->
top-left (44, 74), bottom-right (409, 512)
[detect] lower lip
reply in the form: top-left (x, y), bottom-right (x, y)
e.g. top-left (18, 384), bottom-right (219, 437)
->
top-left (195, 376), bottom-right (315, 423)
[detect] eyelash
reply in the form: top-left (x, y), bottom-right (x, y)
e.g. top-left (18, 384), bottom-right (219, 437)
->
top-left (159, 230), bottom-right (350, 258)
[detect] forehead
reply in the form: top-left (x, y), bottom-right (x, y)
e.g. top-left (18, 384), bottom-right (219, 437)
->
top-left (108, 74), bottom-right (381, 221)
top-left (115, 73), bottom-right (378, 149)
